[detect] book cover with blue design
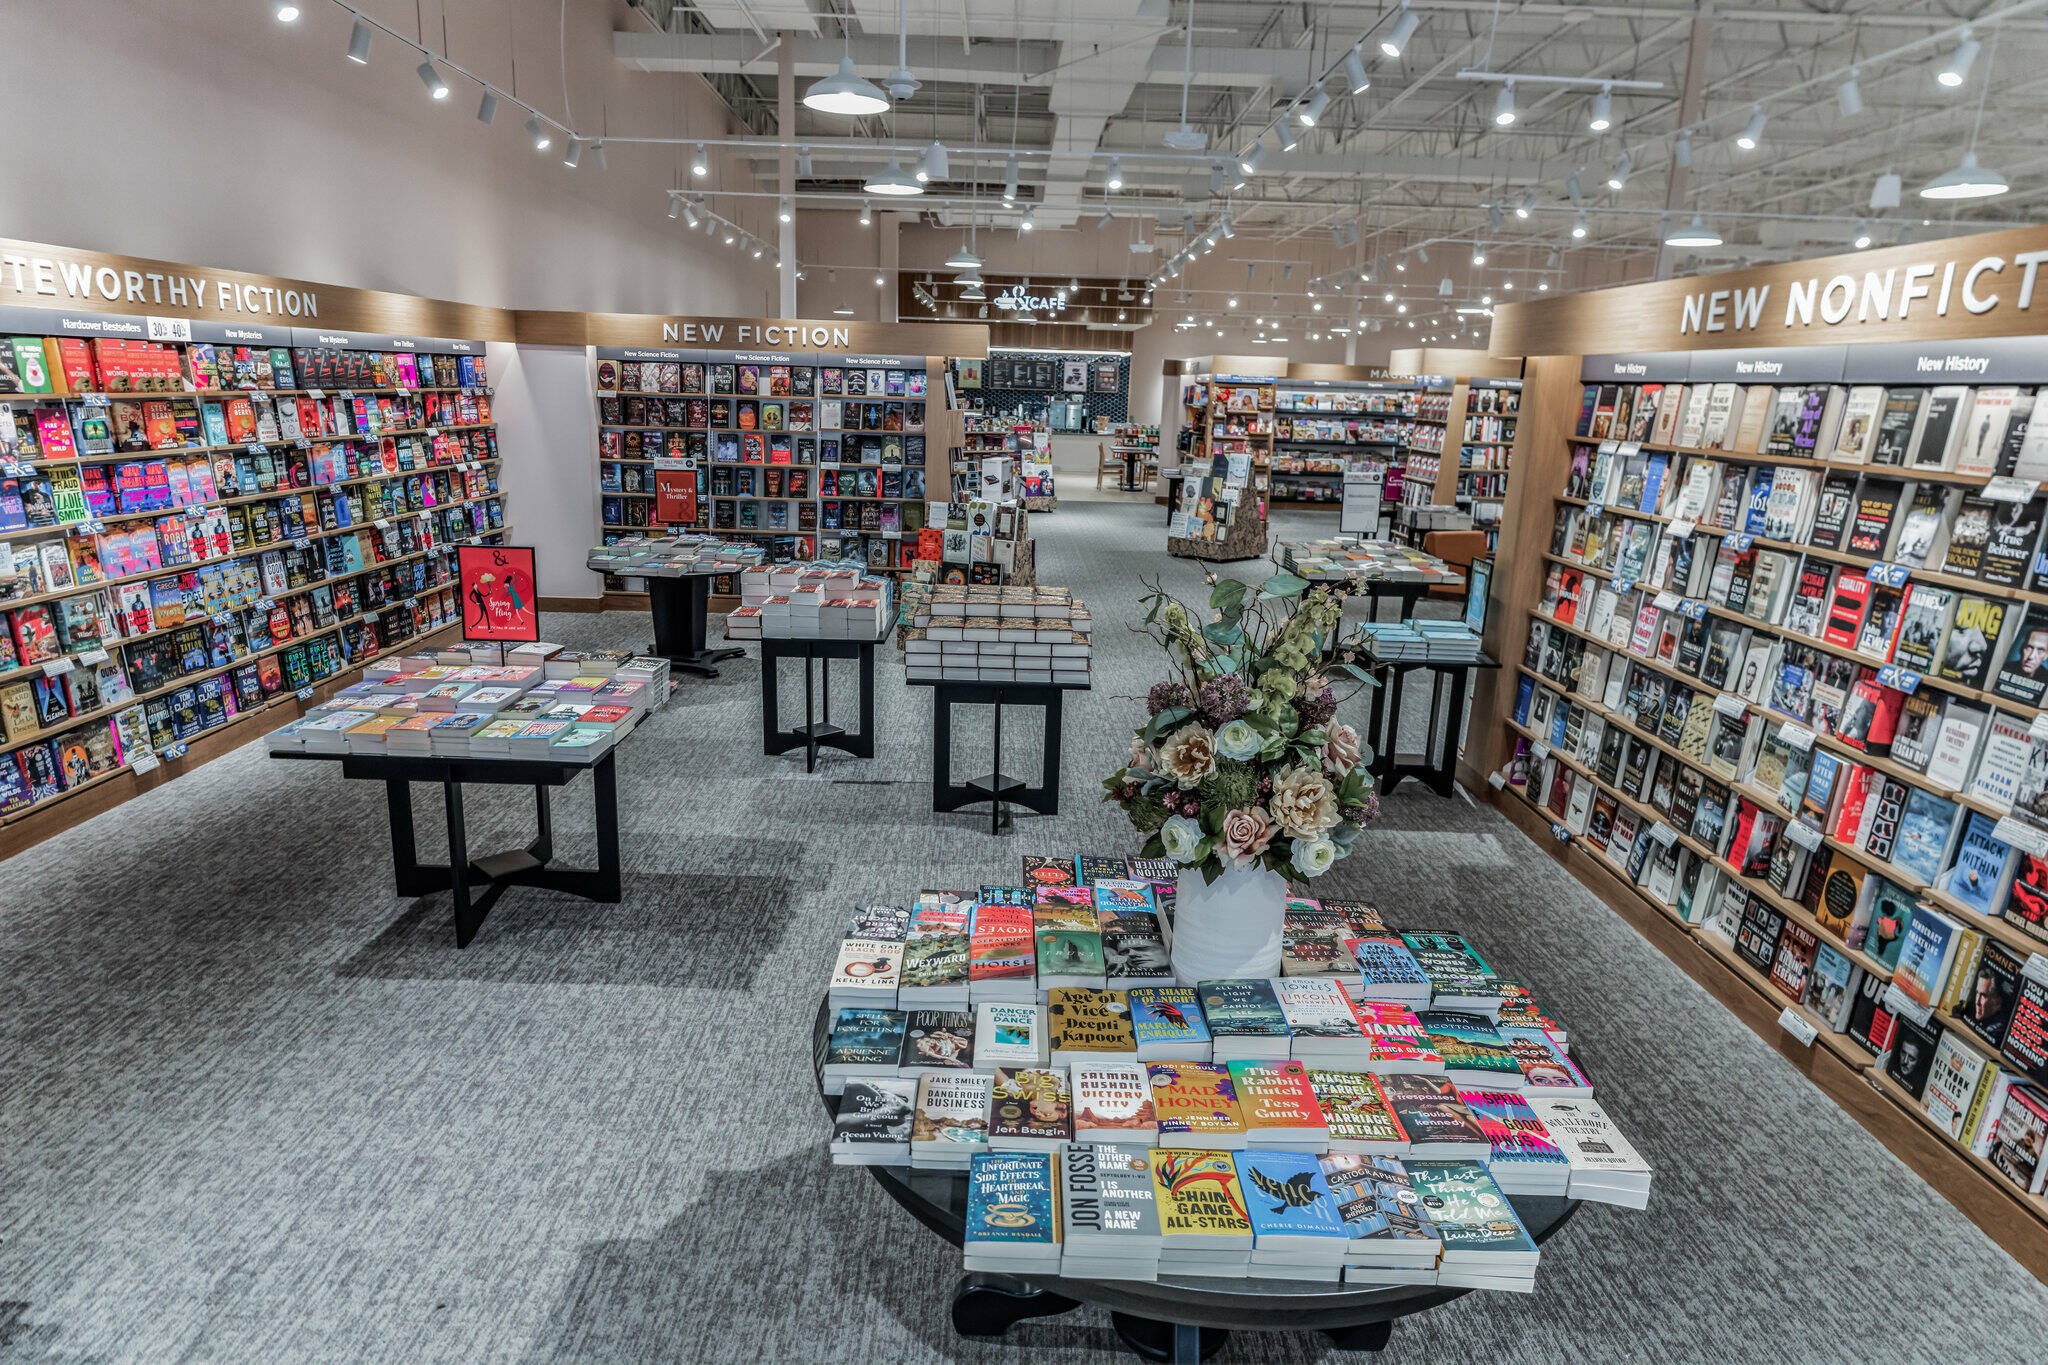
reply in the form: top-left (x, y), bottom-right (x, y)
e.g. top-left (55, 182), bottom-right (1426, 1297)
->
top-left (1937, 811), bottom-right (2017, 919)
top-left (1892, 787), bottom-right (1960, 887)
top-left (1457, 1089), bottom-right (1572, 1191)
top-left (966, 1151), bottom-right (1060, 1250)
top-left (1237, 1148), bottom-right (1348, 1246)
top-left (1419, 1011), bottom-right (1523, 1086)
top-left (1127, 986), bottom-right (1211, 1049)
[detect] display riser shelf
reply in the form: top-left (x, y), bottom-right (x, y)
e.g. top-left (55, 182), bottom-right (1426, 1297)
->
top-left (1488, 781), bottom-right (2048, 1281)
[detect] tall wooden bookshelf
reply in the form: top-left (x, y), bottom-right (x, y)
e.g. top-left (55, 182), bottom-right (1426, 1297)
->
top-left (1169, 365), bottom-right (1276, 560)
top-left (1469, 224), bottom-right (2048, 1281)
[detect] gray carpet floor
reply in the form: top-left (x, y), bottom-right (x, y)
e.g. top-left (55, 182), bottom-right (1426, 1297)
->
top-left (3, 499), bottom-right (2046, 1363)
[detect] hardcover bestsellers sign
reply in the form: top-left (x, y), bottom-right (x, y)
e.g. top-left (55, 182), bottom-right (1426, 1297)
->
top-left (459, 545), bottom-right (539, 643)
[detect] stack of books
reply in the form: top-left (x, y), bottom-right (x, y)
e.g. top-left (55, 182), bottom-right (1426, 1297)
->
top-left (584, 534), bottom-right (763, 581)
top-left (903, 584), bottom-right (1092, 685)
top-left (727, 566), bottom-right (892, 640)
top-left (825, 862), bottom-right (1655, 1292)
top-left (1274, 537), bottom-right (1464, 590)
top-left (267, 647), bottom-right (666, 763)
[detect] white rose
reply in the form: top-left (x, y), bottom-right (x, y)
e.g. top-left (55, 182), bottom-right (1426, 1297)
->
top-left (1214, 718), bottom-right (1262, 761)
top-left (1291, 835), bottom-right (1338, 878)
top-left (1161, 815), bottom-right (1205, 863)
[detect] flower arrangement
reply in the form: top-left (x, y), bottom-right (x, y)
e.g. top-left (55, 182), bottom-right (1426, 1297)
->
top-left (1103, 569), bottom-right (1380, 884)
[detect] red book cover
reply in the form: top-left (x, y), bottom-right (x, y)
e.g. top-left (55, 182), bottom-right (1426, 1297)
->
top-left (968, 903), bottom-right (1036, 983)
top-left (225, 398), bottom-right (256, 442)
top-left (1823, 572), bottom-right (1871, 650)
top-left (1830, 764), bottom-right (1875, 842)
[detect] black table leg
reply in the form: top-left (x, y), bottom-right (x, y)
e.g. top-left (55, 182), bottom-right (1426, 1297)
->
top-left (385, 778), bottom-right (438, 898)
top-left (990, 696), bottom-right (1006, 835)
top-left (949, 1274), bottom-right (1080, 1340)
top-left (932, 687), bottom-right (953, 811)
top-left (590, 753), bottom-right (622, 902)
top-left (759, 648), bottom-right (779, 756)
top-left (1109, 1312), bottom-right (1230, 1362)
top-left (1438, 663), bottom-right (1473, 797)
top-left (531, 783), bottom-right (554, 864)
top-left (857, 641), bottom-right (875, 758)
top-left (1042, 691), bottom-right (1064, 816)
top-left (443, 778), bottom-right (480, 949)
top-left (804, 649), bottom-right (819, 774)
top-left (651, 576), bottom-right (745, 677)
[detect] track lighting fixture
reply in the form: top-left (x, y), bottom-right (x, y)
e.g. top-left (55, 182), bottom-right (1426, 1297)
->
top-left (346, 15), bottom-right (371, 63)
top-left (778, 198), bottom-right (793, 224)
top-left (1004, 154), bottom-right (1019, 204)
top-left (668, 199), bottom-right (681, 221)
top-left (416, 57), bottom-right (449, 101)
top-left (525, 117), bottom-right (551, 152)
top-left (1673, 129), bottom-right (1691, 169)
top-left (1735, 106), bottom-right (1766, 151)
top-left (1939, 30), bottom-right (1980, 89)
top-left (798, 146), bottom-right (814, 177)
top-left (1299, 87), bottom-right (1331, 127)
top-left (1852, 221), bottom-right (1872, 249)
top-left (1517, 189), bottom-right (1535, 219)
top-left (1381, 2), bottom-right (1419, 59)
top-left (562, 138), bottom-right (581, 168)
top-left (1493, 80), bottom-right (1517, 127)
top-left (588, 141), bottom-right (607, 172)
top-left (1589, 85), bottom-right (1611, 132)
top-left (1838, 71), bottom-right (1863, 118)
top-left (859, 200), bottom-right (872, 226)
top-left (1238, 141), bottom-right (1266, 177)
top-left (1020, 206), bottom-right (1035, 231)
top-left (1571, 211), bottom-right (1588, 239)
top-left (1607, 154), bottom-right (1631, 190)
top-left (1106, 157), bottom-right (1124, 190)
top-left (1472, 247), bottom-right (1486, 266)
top-left (476, 90), bottom-right (497, 124)
top-left (692, 143), bottom-right (708, 177)
top-left (1344, 46), bottom-right (1371, 94)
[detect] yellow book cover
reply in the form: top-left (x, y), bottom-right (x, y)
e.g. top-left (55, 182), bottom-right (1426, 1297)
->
top-left (1150, 1149), bottom-right (1253, 1242)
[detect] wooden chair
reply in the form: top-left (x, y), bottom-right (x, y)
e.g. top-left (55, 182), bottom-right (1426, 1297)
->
top-left (1095, 441), bottom-right (1124, 489)
top-left (1423, 529), bottom-right (1491, 600)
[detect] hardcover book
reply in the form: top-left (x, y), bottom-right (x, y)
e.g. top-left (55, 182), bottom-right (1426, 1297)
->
top-left (988, 1067), bottom-right (1075, 1151)
top-left (1147, 1061), bottom-right (1247, 1148)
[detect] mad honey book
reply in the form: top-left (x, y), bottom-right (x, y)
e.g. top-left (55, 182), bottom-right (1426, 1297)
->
top-left (1147, 1061), bottom-right (1245, 1144)
top-left (966, 1151), bottom-right (1059, 1249)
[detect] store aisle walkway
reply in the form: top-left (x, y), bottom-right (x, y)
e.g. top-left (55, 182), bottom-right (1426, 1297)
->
top-left (2, 500), bottom-right (2044, 1363)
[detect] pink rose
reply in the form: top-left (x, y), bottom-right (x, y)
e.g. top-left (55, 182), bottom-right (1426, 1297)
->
top-left (1218, 806), bottom-right (1276, 865)
top-left (1320, 722), bottom-right (1362, 777)
top-left (1128, 737), bottom-right (1154, 772)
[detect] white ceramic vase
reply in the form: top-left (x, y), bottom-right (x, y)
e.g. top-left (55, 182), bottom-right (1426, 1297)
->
top-left (1169, 862), bottom-right (1288, 985)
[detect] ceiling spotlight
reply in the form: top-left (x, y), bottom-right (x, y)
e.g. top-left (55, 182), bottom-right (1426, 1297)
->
top-left (1492, 80), bottom-right (1517, 127)
top-left (1394, 256), bottom-right (1406, 272)
top-left (1538, 279), bottom-right (1549, 291)
top-left (1871, 171), bottom-right (1902, 209)
top-left (1838, 71), bottom-right (1864, 118)
top-left (562, 138), bottom-right (582, 169)
top-left (1502, 279), bottom-right (1514, 290)
top-left (588, 141), bottom-right (607, 172)
top-left (875, 274), bottom-right (886, 286)
top-left (1396, 303), bottom-right (1408, 314)
top-left (858, 199), bottom-right (872, 226)
top-left (1344, 46), bottom-right (1371, 94)
top-left (1517, 189), bottom-right (1536, 219)
top-left (1299, 87), bottom-right (1332, 127)
top-left (272, 1), bottom-right (300, 21)
top-left (668, 199), bottom-right (681, 221)
top-left (1381, 2), bottom-right (1420, 59)
top-left (723, 229), bottom-right (736, 245)
top-left (1572, 211), bottom-right (1588, 239)
top-left (1417, 245), bottom-right (1428, 262)
top-left (476, 89), bottom-right (498, 124)
top-left (416, 57), bottom-right (449, 101)
top-left (1589, 84), bottom-right (1612, 132)
top-left (1004, 154), bottom-right (1019, 204)
top-left (1277, 120), bottom-right (1300, 152)
top-left (1020, 206), bottom-right (1036, 231)
top-left (1438, 277), bottom-right (1454, 297)
top-left (1607, 153), bottom-right (1631, 190)
top-left (1331, 225), bottom-right (1346, 247)
top-left (1227, 297), bottom-right (1237, 308)
top-left (752, 242), bottom-right (765, 258)
top-left (1852, 221), bottom-right (1873, 249)
top-left (523, 116), bottom-right (551, 151)
top-left (864, 156), bottom-right (924, 196)
top-left (346, 15), bottom-right (371, 62)
top-left (1665, 213), bottom-right (1722, 246)
top-left (1220, 215), bottom-right (1235, 239)
top-left (1312, 300), bottom-right (1323, 311)
top-left (683, 201), bottom-right (700, 229)
top-left (1106, 157), bottom-right (1124, 190)
top-left (1735, 105), bottom-right (1766, 150)
top-left (805, 56), bottom-right (891, 116)
top-left (778, 197), bottom-right (794, 224)
top-left (798, 146), bottom-right (815, 177)
top-left (1238, 140), bottom-right (1266, 177)
top-left (1099, 207), bottom-right (1115, 228)
top-left (1939, 30), bottom-right (1980, 89)
top-left (1472, 247), bottom-right (1486, 265)
top-left (1920, 152), bottom-right (2008, 199)
top-left (1566, 169), bottom-right (1584, 203)
top-left (1384, 290), bottom-right (1395, 302)
top-left (1481, 293), bottom-right (1493, 305)
top-left (1488, 204), bottom-right (1504, 232)
top-left (692, 143), bottom-right (708, 177)
top-left (1673, 129), bottom-right (1691, 169)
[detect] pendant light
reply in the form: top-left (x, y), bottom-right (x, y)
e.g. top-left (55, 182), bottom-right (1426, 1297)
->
top-left (416, 57), bottom-right (449, 100)
top-left (1606, 154), bottom-right (1631, 191)
top-left (1664, 214), bottom-right (1722, 247)
top-left (1298, 87), bottom-right (1331, 127)
top-left (691, 143), bottom-right (709, 177)
top-left (804, 56), bottom-right (890, 116)
top-left (1589, 85), bottom-right (1611, 132)
top-left (1922, 32), bottom-right (2008, 199)
top-left (864, 156), bottom-right (924, 196)
top-left (1492, 80), bottom-right (1517, 127)
top-left (525, 115), bottom-right (550, 152)
top-left (945, 241), bottom-right (983, 269)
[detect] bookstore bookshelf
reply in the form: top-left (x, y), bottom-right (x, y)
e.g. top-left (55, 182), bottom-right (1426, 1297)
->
top-left (1472, 224), bottom-right (2048, 1277)
top-left (0, 243), bottom-right (509, 858)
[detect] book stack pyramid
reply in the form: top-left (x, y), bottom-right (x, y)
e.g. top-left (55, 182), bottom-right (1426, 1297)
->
top-left (726, 563), bottom-right (893, 640)
top-left (824, 857), bottom-right (1655, 1290)
top-left (902, 584), bottom-right (1091, 685)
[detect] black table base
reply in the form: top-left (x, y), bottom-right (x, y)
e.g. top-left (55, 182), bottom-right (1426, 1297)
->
top-left (923, 680), bottom-right (1071, 835)
top-left (761, 637), bottom-right (876, 773)
top-left (1363, 655), bottom-right (1497, 798)
top-left (283, 750), bottom-right (623, 947)
top-left (648, 574), bottom-right (745, 677)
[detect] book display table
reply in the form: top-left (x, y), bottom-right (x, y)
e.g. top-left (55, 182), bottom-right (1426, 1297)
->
top-left (808, 995), bottom-right (1582, 1362)
top-left (909, 679), bottom-right (1087, 835)
top-left (760, 637), bottom-right (878, 773)
top-left (1273, 539), bottom-right (1465, 623)
top-left (1360, 651), bottom-right (1500, 799)
top-left (586, 540), bottom-right (758, 678)
top-left (275, 737), bottom-right (627, 948)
